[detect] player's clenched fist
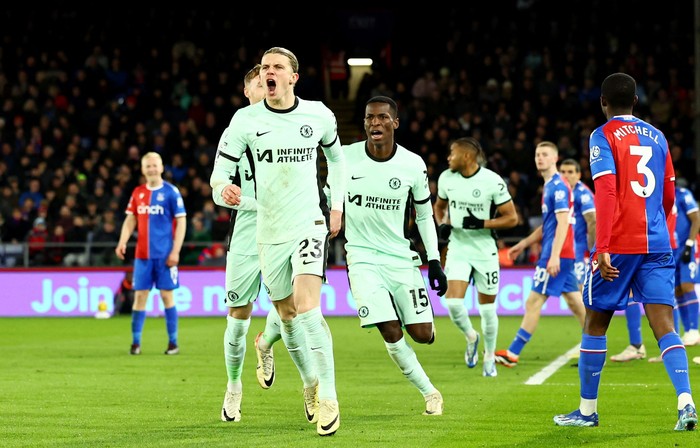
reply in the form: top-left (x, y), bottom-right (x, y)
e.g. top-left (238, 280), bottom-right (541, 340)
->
top-left (222, 184), bottom-right (242, 206)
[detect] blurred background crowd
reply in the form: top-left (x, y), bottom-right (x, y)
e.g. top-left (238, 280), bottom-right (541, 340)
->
top-left (0, 3), bottom-right (696, 267)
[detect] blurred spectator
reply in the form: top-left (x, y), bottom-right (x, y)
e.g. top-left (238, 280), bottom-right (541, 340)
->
top-left (90, 220), bottom-right (121, 266)
top-left (210, 207), bottom-right (231, 242)
top-left (324, 44), bottom-right (349, 100)
top-left (26, 217), bottom-right (49, 266)
top-left (18, 178), bottom-right (44, 210)
top-left (47, 224), bottom-right (66, 265)
top-left (165, 153), bottom-right (188, 184)
top-left (62, 216), bottom-right (89, 266)
top-left (182, 213), bottom-right (213, 265)
top-left (2, 207), bottom-right (31, 242)
top-left (198, 242), bottom-right (226, 267)
top-left (84, 200), bottom-right (101, 232)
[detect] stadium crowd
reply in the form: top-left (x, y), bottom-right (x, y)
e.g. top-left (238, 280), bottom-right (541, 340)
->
top-left (0, 4), bottom-right (696, 266)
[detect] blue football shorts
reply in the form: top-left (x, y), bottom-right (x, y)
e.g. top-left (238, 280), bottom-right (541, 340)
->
top-left (582, 252), bottom-right (674, 312)
top-left (133, 258), bottom-right (179, 291)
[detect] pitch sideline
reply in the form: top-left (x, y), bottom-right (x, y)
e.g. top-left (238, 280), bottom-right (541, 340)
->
top-left (525, 343), bottom-right (580, 385)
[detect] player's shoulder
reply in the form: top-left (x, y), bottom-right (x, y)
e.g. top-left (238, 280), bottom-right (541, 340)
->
top-left (550, 173), bottom-right (566, 186)
top-left (477, 166), bottom-right (505, 182)
top-left (395, 143), bottom-right (424, 163)
top-left (229, 102), bottom-right (262, 127)
top-left (392, 144), bottom-right (428, 174)
top-left (437, 167), bottom-right (453, 182)
top-left (343, 140), bottom-right (365, 151)
top-left (297, 97), bottom-right (333, 115)
top-left (132, 183), bottom-right (148, 194)
top-left (162, 181), bottom-right (180, 192)
top-left (575, 181), bottom-right (590, 193)
top-left (342, 140), bottom-right (366, 159)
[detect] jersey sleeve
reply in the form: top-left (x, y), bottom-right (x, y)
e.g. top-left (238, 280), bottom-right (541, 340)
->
top-left (682, 188), bottom-right (699, 214)
top-left (492, 173), bottom-right (511, 206)
top-left (412, 157), bottom-right (439, 261)
top-left (436, 171), bottom-right (447, 201)
top-left (169, 184), bottom-right (187, 217)
top-left (125, 188), bottom-right (137, 215)
top-left (412, 157), bottom-right (431, 203)
top-left (589, 128), bottom-right (615, 180)
top-left (579, 187), bottom-right (595, 214)
top-left (210, 120), bottom-right (246, 201)
top-left (553, 181), bottom-right (571, 213)
top-left (320, 107), bottom-right (346, 212)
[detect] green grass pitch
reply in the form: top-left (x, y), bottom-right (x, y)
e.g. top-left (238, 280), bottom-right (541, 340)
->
top-left (1, 314), bottom-right (699, 447)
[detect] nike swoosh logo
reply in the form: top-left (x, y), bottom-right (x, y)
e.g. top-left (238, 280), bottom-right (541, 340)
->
top-left (305, 403), bottom-right (315, 422)
top-left (310, 346), bottom-right (322, 350)
top-left (302, 260), bottom-right (317, 265)
top-left (222, 408), bottom-right (239, 422)
top-left (227, 342), bottom-right (238, 346)
top-left (321, 413), bottom-right (339, 431)
top-left (256, 131), bottom-right (271, 137)
top-left (351, 175), bottom-right (364, 180)
top-left (416, 309), bottom-right (426, 315)
top-left (257, 365), bottom-right (275, 387)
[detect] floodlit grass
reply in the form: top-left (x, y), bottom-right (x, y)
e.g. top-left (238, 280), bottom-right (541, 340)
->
top-left (1, 314), bottom-right (699, 447)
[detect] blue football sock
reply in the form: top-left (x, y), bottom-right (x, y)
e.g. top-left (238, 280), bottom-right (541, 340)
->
top-left (683, 291), bottom-right (699, 330)
top-left (131, 310), bottom-right (146, 345)
top-left (677, 293), bottom-right (691, 332)
top-left (579, 334), bottom-right (606, 400)
top-left (625, 302), bottom-right (643, 346)
top-left (164, 306), bottom-right (178, 345)
top-left (659, 332), bottom-right (692, 395)
top-left (508, 328), bottom-right (532, 356)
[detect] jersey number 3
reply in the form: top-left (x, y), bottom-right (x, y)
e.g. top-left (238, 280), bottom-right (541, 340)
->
top-left (630, 145), bottom-right (655, 198)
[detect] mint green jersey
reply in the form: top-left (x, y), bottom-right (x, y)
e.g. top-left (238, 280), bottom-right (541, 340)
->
top-left (343, 141), bottom-right (439, 266)
top-left (211, 98), bottom-right (346, 244)
top-left (436, 166), bottom-right (512, 260)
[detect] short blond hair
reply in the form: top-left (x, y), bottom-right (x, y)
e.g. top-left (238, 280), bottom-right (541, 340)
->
top-left (244, 64), bottom-right (261, 86)
top-left (536, 141), bottom-right (559, 154)
top-left (141, 151), bottom-right (163, 164)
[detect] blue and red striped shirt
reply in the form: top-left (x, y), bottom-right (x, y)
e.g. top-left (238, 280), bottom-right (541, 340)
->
top-left (125, 182), bottom-right (186, 259)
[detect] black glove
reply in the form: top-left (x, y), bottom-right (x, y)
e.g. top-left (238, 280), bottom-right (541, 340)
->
top-left (682, 240), bottom-right (693, 263)
top-left (428, 259), bottom-right (448, 296)
top-left (462, 208), bottom-right (484, 229)
top-left (437, 223), bottom-right (452, 240)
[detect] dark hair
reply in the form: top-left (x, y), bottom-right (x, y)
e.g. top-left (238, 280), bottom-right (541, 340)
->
top-left (453, 137), bottom-right (486, 164)
top-left (601, 73), bottom-right (636, 109)
top-left (366, 96), bottom-right (398, 117)
top-left (560, 158), bottom-right (581, 172)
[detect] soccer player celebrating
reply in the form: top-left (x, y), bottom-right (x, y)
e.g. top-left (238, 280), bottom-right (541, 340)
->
top-left (495, 142), bottom-right (585, 367)
top-left (115, 152), bottom-right (187, 355)
top-left (213, 65), bottom-right (284, 423)
top-left (433, 137), bottom-right (518, 377)
top-left (554, 72), bottom-right (697, 430)
top-left (210, 47), bottom-right (346, 436)
top-left (343, 96), bottom-right (447, 416)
